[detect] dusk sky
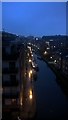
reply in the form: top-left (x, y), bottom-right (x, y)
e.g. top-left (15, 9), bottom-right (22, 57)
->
top-left (2, 2), bottom-right (66, 37)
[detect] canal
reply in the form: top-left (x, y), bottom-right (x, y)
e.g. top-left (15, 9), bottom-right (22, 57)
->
top-left (34, 54), bottom-right (68, 120)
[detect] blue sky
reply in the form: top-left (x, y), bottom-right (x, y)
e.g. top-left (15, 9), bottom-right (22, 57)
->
top-left (2, 2), bottom-right (66, 36)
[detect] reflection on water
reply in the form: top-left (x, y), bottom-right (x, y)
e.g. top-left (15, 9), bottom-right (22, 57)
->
top-left (34, 54), bottom-right (68, 120)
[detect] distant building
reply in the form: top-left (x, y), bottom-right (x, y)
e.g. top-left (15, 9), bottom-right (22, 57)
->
top-left (53, 52), bottom-right (62, 69)
top-left (62, 55), bottom-right (68, 76)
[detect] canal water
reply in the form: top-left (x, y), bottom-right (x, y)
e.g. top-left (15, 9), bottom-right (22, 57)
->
top-left (34, 54), bottom-right (68, 120)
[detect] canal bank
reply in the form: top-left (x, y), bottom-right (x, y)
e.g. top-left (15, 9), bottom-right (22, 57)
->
top-left (39, 55), bottom-right (68, 96)
top-left (33, 53), bottom-right (68, 120)
top-left (41, 56), bottom-right (68, 81)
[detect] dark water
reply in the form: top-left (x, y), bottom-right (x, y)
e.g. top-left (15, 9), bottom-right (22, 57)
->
top-left (34, 54), bottom-right (68, 120)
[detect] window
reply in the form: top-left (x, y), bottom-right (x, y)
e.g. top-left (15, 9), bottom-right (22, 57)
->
top-left (2, 62), bottom-right (9, 69)
top-left (5, 99), bottom-right (11, 105)
top-left (3, 75), bottom-right (10, 82)
top-left (6, 47), bottom-right (11, 54)
top-left (9, 62), bottom-right (15, 69)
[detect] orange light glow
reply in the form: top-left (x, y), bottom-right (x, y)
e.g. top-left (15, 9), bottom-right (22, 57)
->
top-left (29, 90), bottom-right (33, 100)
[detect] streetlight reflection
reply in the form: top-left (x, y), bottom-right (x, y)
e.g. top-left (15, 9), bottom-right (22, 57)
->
top-left (29, 89), bottom-right (33, 100)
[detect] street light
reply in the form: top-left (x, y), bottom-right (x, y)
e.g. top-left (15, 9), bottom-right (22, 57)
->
top-left (29, 59), bottom-right (31, 62)
top-left (50, 56), bottom-right (52, 59)
top-left (20, 97), bottom-right (23, 106)
top-left (54, 60), bottom-right (56, 63)
top-left (18, 116), bottom-right (21, 120)
top-left (29, 70), bottom-right (32, 78)
top-left (46, 47), bottom-right (50, 50)
top-left (30, 70), bottom-right (32, 74)
top-left (29, 94), bottom-right (32, 99)
top-left (44, 51), bottom-right (47, 55)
